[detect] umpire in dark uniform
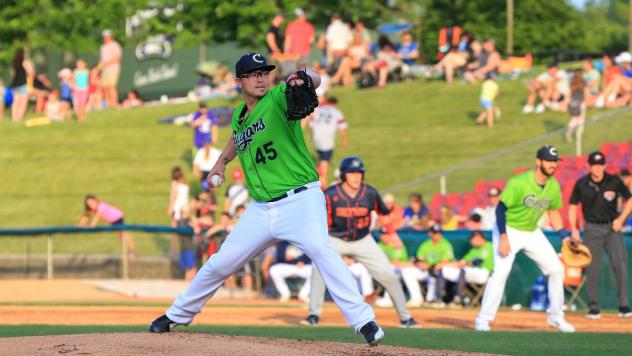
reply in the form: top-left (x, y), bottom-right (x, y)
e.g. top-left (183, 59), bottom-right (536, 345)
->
top-left (568, 151), bottom-right (632, 319)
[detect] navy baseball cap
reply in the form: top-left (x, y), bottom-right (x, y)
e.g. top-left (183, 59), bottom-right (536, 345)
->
top-left (588, 151), bottom-right (606, 165)
top-left (536, 145), bottom-right (561, 161)
top-left (235, 52), bottom-right (276, 77)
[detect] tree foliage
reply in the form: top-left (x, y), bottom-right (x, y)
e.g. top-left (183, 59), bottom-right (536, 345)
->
top-left (0, 0), bottom-right (629, 71)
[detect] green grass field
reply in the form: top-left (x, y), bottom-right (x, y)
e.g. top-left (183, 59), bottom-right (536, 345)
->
top-left (2, 74), bottom-right (632, 255)
top-left (0, 325), bottom-right (630, 355)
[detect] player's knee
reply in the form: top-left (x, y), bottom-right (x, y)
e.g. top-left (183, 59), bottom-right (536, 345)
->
top-left (547, 261), bottom-right (564, 278)
top-left (491, 267), bottom-right (511, 280)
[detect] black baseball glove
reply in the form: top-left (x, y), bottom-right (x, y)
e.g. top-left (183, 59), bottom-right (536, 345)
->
top-left (285, 70), bottom-right (318, 120)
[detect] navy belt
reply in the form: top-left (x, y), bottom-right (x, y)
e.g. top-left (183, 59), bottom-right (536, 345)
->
top-left (267, 186), bottom-right (309, 203)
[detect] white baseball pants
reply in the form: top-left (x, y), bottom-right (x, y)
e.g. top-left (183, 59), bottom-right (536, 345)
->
top-left (477, 225), bottom-right (565, 323)
top-left (348, 262), bottom-right (375, 297)
top-left (442, 266), bottom-right (490, 285)
top-left (269, 263), bottom-right (312, 300)
top-left (400, 267), bottom-right (430, 303)
top-left (166, 181), bottom-right (375, 332)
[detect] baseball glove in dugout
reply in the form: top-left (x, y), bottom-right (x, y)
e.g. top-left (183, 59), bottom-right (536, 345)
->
top-left (561, 238), bottom-right (592, 268)
top-left (285, 70), bottom-right (319, 120)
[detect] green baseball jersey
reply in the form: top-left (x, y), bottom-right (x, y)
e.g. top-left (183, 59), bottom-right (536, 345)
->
top-left (462, 241), bottom-right (494, 272)
top-left (378, 242), bottom-right (409, 263)
top-left (231, 83), bottom-right (318, 201)
top-left (416, 237), bottom-right (454, 265)
top-left (500, 170), bottom-right (563, 231)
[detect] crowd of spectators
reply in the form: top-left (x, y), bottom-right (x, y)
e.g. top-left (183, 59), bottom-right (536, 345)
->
top-left (1, 30), bottom-right (145, 124)
top-left (521, 53), bottom-right (632, 141)
top-left (265, 10), bottom-right (419, 91)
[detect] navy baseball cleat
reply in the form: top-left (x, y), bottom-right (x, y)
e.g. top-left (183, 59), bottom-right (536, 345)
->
top-left (149, 314), bottom-right (181, 333)
top-left (359, 321), bottom-right (384, 346)
top-left (399, 318), bottom-right (420, 328)
top-left (299, 314), bottom-right (319, 326)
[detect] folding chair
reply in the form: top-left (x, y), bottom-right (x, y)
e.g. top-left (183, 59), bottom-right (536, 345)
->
top-left (463, 282), bottom-right (486, 307)
top-left (562, 257), bottom-right (588, 310)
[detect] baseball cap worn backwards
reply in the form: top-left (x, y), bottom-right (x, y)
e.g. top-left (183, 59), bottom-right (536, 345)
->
top-left (536, 145), bottom-right (560, 161)
top-left (235, 52), bottom-right (276, 77)
top-left (588, 151), bottom-right (606, 165)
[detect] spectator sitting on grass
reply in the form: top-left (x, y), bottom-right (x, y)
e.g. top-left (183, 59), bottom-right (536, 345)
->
top-left (32, 73), bottom-right (52, 114)
top-left (78, 194), bottom-right (136, 258)
top-left (373, 34), bottom-right (404, 89)
top-left (325, 13), bottom-right (353, 74)
top-left (122, 89), bottom-right (143, 108)
top-left (463, 38), bottom-right (500, 84)
top-left (330, 31), bottom-right (371, 87)
top-left (595, 51), bottom-right (632, 108)
top-left (45, 90), bottom-right (63, 122)
top-left (397, 32), bottom-right (419, 76)
top-left (582, 58), bottom-right (601, 107)
top-left (431, 31), bottom-right (481, 84)
top-left (403, 192), bottom-right (433, 230)
top-left (522, 62), bottom-right (569, 114)
top-left (58, 68), bottom-right (73, 121)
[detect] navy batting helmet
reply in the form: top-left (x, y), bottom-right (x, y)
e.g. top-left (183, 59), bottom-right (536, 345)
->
top-left (339, 156), bottom-right (365, 181)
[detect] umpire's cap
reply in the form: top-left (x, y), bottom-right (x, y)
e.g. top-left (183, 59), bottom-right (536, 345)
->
top-left (235, 52), bottom-right (276, 77)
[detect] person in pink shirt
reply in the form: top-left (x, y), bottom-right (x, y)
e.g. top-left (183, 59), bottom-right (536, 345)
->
top-left (98, 29), bottom-right (123, 109)
top-left (78, 194), bottom-right (136, 257)
top-left (284, 8), bottom-right (315, 67)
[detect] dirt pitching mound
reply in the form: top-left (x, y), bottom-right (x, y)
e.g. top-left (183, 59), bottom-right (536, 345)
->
top-left (0, 332), bottom-right (482, 355)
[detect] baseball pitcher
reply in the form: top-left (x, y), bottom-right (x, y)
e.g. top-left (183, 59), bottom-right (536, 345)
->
top-left (149, 53), bottom-right (384, 346)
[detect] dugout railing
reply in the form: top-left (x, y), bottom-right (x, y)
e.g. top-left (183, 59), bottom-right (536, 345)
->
top-left (0, 225), bottom-right (193, 280)
top-left (1, 226), bottom-right (631, 309)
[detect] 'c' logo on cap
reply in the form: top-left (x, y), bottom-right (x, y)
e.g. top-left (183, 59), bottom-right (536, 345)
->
top-left (549, 147), bottom-right (557, 156)
top-left (252, 53), bottom-right (264, 63)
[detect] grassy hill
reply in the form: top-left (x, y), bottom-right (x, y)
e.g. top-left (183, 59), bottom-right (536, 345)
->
top-left (1, 75), bottom-right (631, 255)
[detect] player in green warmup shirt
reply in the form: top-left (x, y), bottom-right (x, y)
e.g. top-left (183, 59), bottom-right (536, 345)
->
top-left (441, 231), bottom-right (494, 305)
top-left (401, 224), bottom-right (454, 306)
top-left (475, 145), bottom-right (576, 333)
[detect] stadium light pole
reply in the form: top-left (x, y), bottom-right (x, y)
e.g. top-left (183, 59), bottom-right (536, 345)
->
top-left (507, 0), bottom-right (514, 54)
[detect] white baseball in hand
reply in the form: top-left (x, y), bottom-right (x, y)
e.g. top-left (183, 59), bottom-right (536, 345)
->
top-left (210, 174), bottom-right (224, 188)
